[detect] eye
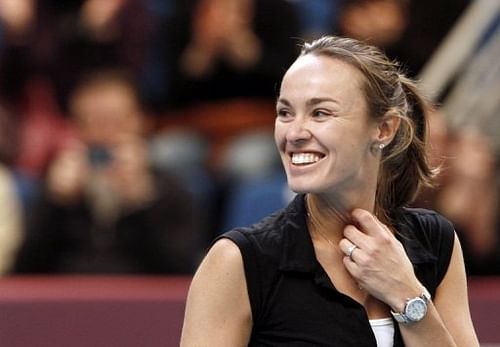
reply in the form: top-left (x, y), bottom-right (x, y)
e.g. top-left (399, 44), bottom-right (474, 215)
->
top-left (312, 109), bottom-right (333, 118)
top-left (276, 108), bottom-right (292, 120)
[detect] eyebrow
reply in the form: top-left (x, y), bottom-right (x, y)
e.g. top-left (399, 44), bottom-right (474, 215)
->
top-left (276, 97), bottom-right (340, 107)
top-left (276, 98), bottom-right (291, 106)
top-left (306, 97), bottom-right (340, 107)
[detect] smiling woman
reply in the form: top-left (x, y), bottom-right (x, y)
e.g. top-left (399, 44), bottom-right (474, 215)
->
top-left (180, 36), bottom-right (480, 347)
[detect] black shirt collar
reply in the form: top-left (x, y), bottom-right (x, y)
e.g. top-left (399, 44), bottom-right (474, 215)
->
top-left (278, 194), bottom-right (437, 273)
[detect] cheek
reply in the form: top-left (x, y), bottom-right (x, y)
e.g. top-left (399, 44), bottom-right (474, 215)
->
top-left (314, 124), bottom-right (341, 149)
top-left (274, 123), bottom-right (286, 149)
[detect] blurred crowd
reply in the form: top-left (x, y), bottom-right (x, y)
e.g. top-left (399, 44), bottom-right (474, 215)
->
top-left (0, 0), bottom-right (498, 276)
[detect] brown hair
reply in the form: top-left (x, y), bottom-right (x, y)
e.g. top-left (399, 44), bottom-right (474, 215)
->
top-left (300, 36), bottom-right (436, 220)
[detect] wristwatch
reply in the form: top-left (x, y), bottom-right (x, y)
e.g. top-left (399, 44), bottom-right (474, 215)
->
top-left (391, 287), bottom-right (431, 324)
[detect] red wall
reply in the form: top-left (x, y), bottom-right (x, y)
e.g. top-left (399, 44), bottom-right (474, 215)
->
top-left (0, 276), bottom-right (498, 346)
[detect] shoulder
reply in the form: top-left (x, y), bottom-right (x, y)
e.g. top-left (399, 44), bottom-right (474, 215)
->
top-left (207, 238), bottom-right (245, 268)
top-left (212, 193), bottom-right (306, 274)
top-left (182, 239), bottom-right (252, 346)
top-left (395, 207), bottom-right (456, 254)
top-left (398, 207), bottom-right (454, 227)
top-left (395, 207), bottom-right (456, 293)
top-left (217, 204), bottom-right (294, 260)
top-left (396, 207), bottom-right (455, 243)
top-left (211, 195), bottom-right (307, 322)
top-left (190, 238), bottom-right (247, 302)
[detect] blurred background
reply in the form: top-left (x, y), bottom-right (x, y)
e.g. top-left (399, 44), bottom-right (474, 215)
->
top-left (0, 0), bottom-right (498, 283)
top-left (0, 0), bottom-right (499, 345)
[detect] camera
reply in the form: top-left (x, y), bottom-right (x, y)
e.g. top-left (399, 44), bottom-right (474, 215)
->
top-left (88, 146), bottom-right (113, 167)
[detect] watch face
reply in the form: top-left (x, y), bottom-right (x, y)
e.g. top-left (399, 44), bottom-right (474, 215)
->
top-left (405, 298), bottom-right (427, 322)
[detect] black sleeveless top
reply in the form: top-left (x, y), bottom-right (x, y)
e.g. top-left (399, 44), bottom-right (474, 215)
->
top-left (217, 194), bottom-right (455, 346)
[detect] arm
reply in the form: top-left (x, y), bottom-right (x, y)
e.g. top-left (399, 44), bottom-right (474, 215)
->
top-left (180, 238), bottom-right (252, 346)
top-left (396, 234), bottom-right (479, 346)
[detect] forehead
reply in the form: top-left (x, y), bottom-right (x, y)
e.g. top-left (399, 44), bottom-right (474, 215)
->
top-left (280, 54), bottom-right (366, 101)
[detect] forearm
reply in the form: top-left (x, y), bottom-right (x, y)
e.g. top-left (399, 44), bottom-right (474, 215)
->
top-left (399, 303), bottom-right (460, 347)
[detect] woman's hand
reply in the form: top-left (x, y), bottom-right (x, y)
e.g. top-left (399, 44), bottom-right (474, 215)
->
top-left (339, 208), bottom-right (422, 312)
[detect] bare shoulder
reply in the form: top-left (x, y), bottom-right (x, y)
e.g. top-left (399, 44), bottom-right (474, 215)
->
top-left (189, 237), bottom-right (247, 302)
top-left (203, 238), bottom-right (245, 270)
top-left (181, 238), bottom-right (252, 346)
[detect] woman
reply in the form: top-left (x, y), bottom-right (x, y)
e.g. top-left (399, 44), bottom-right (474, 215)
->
top-left (180, 36), bottom-right (479, 346)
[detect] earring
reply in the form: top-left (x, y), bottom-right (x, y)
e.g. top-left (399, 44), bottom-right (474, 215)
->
top-left (379, 143), bottom-right (385, 150)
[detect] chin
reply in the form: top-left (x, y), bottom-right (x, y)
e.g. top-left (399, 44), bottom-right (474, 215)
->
top-left (287, 174), bottom-right (342, 195)
top-left (286, 180), bottom-right (323, 195)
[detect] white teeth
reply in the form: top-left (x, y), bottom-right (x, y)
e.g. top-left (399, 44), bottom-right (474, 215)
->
top-left (291, 153), bottom-right (321, 165)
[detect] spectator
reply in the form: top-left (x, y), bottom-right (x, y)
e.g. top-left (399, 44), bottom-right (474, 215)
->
top-left (414, 110), bottom-right (500, 275)
top-left (151, 0), bottom-right (301, 110)
top-left (43, 0), bottom-right (152, 113)
top-left (14, 70), bottom-right (204, 274)
top-left (337, 0), bottom-right (470, 77)
top-left (144, 0), bottom-right (301, 233)
top-left (0, 0), bottom-right (152, 113)
top-left (435, 128), bottom-right (499, 275)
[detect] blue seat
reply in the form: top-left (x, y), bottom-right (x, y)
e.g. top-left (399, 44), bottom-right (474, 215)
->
top-left (222, 172), bottom-right (293, 232)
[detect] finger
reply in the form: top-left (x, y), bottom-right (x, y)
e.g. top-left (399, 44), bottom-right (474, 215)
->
top-left (338, 238), bottom-right (358, 258)
top-left (343, 224), bottom-right (371, 250)
top-left (342, 254), bottom-right (360, 279)
top-left (351, 209), bottom-right (388, 236)
top-left (339, 238), bottom-right (368, 265)
top-left (338, 238), bottom-right (352, 256)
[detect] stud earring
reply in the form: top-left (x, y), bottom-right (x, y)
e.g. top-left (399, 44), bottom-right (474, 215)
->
top-left (379, 143), bottom-right (385, 150)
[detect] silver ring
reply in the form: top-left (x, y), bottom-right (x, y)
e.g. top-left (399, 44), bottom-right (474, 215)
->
top-left (347, 245), bottom-right (358, 261)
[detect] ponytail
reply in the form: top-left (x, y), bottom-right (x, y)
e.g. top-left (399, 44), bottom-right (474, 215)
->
top-left (376, 76), bottom-right (437, 221)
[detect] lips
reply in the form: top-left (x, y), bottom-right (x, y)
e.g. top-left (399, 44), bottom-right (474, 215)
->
top-left (290, 152), bottom-right (324, 165)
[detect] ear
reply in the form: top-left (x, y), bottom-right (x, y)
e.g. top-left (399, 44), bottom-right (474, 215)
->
top-left (373, 110), bottom-right (401, 145)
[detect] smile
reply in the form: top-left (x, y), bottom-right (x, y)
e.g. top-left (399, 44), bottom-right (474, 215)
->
top-left (290, 152), bottom-right (324, 165)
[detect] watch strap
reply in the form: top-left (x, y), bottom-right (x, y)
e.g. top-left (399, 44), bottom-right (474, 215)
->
top-left (390, 287), bottom-right (431, 324)
top-left (391, 310), bottom-right (411, 324)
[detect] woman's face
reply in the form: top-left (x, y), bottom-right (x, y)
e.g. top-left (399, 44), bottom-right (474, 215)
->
top-left (275, 54), bottom-right (380, 195)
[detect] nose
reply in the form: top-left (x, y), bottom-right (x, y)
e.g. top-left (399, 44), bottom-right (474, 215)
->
top-left (286, 117), bottom-right (312, 144)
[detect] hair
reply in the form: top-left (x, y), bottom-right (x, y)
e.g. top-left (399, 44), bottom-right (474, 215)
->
top-left (300, 36), bottom-right (436, 221)
top-left (69, 68), bottom-right (143, 114)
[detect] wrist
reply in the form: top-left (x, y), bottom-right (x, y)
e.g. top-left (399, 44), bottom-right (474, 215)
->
top-left (390, 285), bottom-right (431, 325)
top-left (389, 284), bottom-right (424, 313)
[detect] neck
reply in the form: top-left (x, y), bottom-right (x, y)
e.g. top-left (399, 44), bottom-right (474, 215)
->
top-left (306, 191), bottom-right (376, 243)
top-left (306, 194), bottom-right (345, 245)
